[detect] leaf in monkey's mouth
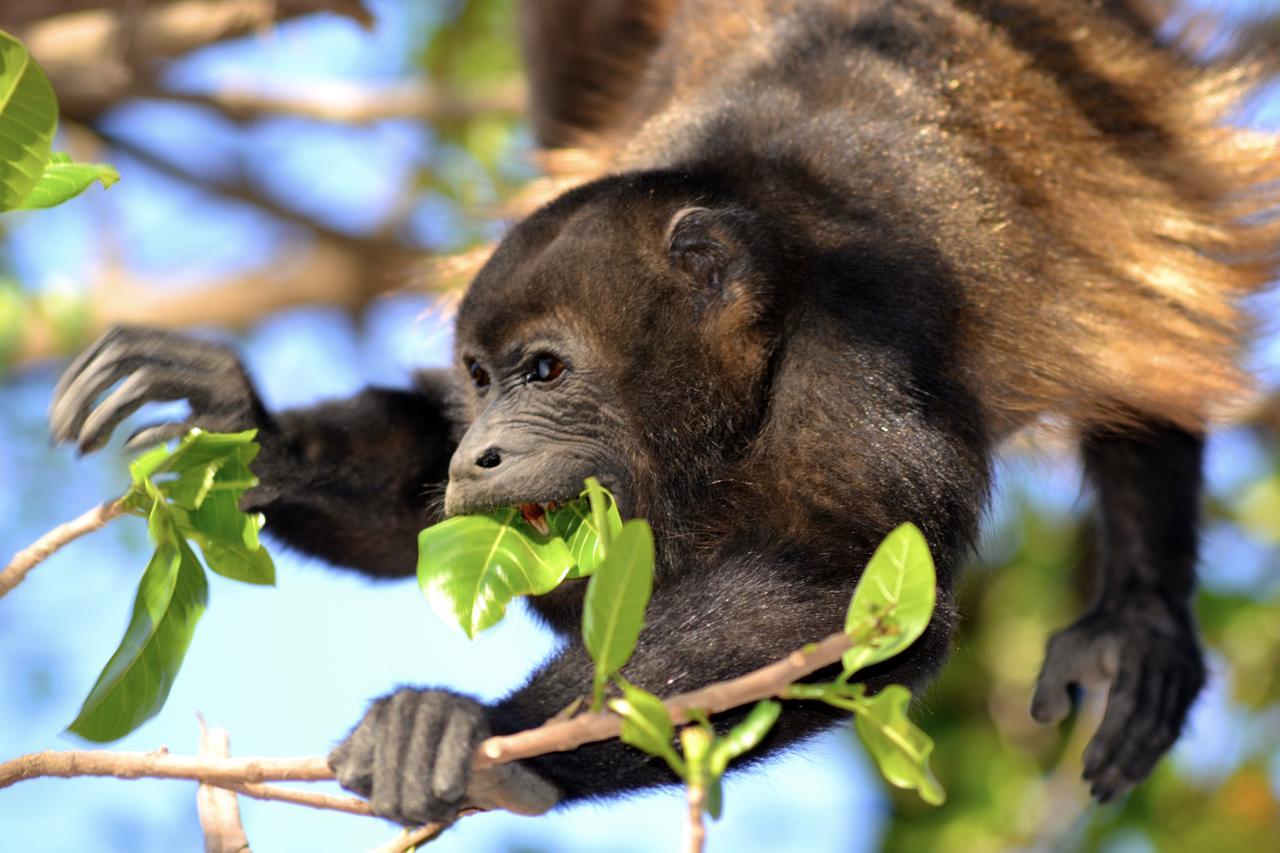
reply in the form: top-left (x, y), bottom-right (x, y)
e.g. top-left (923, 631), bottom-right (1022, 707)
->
top-left (418, 480), bottom-right (626, 637)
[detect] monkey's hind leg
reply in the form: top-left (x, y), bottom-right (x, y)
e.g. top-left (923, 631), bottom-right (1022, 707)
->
top-left (1032, 420), bottom-right (1207, 802)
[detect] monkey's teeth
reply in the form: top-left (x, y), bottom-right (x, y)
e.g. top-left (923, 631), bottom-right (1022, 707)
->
top-left (520, 502), bottom-right (551, 536)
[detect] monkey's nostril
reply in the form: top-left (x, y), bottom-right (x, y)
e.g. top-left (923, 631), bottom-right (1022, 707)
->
top-left (475, 448), bottom-right (502, 469)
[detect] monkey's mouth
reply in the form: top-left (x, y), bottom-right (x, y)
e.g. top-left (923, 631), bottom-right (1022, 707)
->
top-left (518, 501), bottom-right (561, 536)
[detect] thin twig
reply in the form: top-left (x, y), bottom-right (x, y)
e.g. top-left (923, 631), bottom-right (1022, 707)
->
top-left (475, 630), bottom-right (854, 768)
top-left (0, 630), bottom-right (854, 804)
top-left (366, 820), bottom-right (455, 853)
top-left (0, 751), bottom-right (331, 788)
top-left (217, 780), bottom-right (372, 816)
top-left (197, 718), bottom-right (252, 853)
top-left (685, 783), bottom-right (706, 853)
top-left (0, 499), bottom-right (125, 599)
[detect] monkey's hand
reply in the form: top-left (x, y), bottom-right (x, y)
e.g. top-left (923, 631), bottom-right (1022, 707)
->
top-left (49, 325), bottom-right (270, 454)
top-left (329, 688), bottom-right (560, 826)
top-left (1031, 599), bottom-right (1206, 803)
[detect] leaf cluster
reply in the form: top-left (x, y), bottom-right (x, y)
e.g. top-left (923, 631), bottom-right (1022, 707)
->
top-left (69, 430), bottom-right (274, 742)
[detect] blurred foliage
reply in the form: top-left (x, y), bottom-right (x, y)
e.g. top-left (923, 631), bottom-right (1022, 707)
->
top-left (878, 440), bottom-right (1280, 853)
top-left (415, 0), bottom-right (531, 226)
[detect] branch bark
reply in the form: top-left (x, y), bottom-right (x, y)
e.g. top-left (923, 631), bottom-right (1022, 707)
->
top-left (0, 499), bottom-right (125, 599)
top-left (197, 719), bottom-right (252, 853)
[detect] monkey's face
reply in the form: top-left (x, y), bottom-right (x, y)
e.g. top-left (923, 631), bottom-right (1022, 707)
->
top-left (443, 174), bottom-right (783, 524)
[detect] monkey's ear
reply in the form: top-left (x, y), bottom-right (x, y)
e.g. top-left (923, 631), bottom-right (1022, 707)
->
top-left (665, 206), bottom-right (756, 302)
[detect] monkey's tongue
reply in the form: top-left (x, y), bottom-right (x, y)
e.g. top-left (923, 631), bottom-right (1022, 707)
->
top-left (519, 502), bottom-right (551, 536)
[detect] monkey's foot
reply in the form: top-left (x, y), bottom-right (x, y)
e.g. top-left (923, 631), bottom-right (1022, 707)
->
top-left (1030, 599), bottom-right (1205, 803)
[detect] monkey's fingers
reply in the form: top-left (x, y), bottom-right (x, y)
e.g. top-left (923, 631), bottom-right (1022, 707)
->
top-left (50, 325), bottom-right (259, 452)
top-left (1031, 623), bottom-right (1118, 726)
top-left (1082, 641), bottom-right (1203, 803)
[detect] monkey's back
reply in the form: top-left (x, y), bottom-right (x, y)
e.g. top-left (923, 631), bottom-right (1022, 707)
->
top-left (576, 0), bottom-right (1280, 433)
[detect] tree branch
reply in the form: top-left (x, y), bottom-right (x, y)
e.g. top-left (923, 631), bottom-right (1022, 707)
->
top-left (197, 719), bottom-right (252, 853)
top-left (0, 630), bottom-right (854, 792)
top-left (5, 0), bottom-right (373, 63)
top-left (0, 499), bottom-right (125, 599)
top-left (151, 80), bottom-right (526, 125)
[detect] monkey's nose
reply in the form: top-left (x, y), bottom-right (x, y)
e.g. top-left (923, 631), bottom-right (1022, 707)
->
top-left (475, 448), bottom-right (502, 469)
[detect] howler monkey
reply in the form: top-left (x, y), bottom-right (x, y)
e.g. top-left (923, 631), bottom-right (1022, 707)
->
top-left (50, 0), bottom-right (1280, 823)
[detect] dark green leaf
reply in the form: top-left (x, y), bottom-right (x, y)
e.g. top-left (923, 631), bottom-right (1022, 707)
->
top-left (852, 684), bottom-right (945, 806)
top-left (418, 508), bottom-right (575, 637)
top-left (583, 519), bottom-right (655, 702)
top-left (0, 31), bottom-right (57, 211)
top-left (843, 522), bottom-right (936, 676)
top-left (17, 152), bottom-right (119, 209)
top-left (67, 540), bottom-right (208, 742)
top-left (608, 679), bottom-right (684, 777)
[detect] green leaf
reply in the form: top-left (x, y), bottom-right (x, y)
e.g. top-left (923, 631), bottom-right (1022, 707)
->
top-left (17, 152), bottom-right (119, 209)
top-left (608, 679), bottom-right (684, 777)
top-left (852, 684), bottom-right (945, 806)
top-left (548, 481), bottom-right (623, 579)
top-left (0, 31), bottom-right (57, 212)
top-left (842, 522), bottom-right (936, 676)
top-left (583, 519), bottom-right (655, 703)
top-left (418, 508), bottom-right (575, 638)
top-left (708, 700), bottom-right (782, 777)
top-left (67, 540), bottom-right (208, 742)
top-left (128, 428), bottom-right (258, 485)
top-left (190, 515), bottom-right (274, 586)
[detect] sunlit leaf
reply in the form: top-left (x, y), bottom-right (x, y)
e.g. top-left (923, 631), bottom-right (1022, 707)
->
top-left (708, 700), bottom-right (782, 777)
top-left (609, 679), bottom-right (684, 777)
top-left (583, 520), bottom-right (655, 703)
top-left (843, 522), bottom-right (936, 676)
top-left (17, 152), bottom-right (119, 209)
top-left (549, 479), bottom-right (623, 578)
top-left (852, 684), bottom-right (945, 806)
top-left (68, 539), bottom-right (208, 742)
top-left (0, 30), bottom-right (57, 211)
top-left (418, 508), bottom-right (574, 637)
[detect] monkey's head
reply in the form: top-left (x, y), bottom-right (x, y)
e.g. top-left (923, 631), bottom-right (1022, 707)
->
top-left (444, 171), bottom-right (785, 529)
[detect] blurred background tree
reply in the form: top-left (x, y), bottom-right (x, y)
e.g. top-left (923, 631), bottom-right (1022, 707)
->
top-left (0, 1), bottom-right (1277, 851)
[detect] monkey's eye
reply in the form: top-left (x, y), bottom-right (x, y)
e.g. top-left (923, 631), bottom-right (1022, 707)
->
top-left (526, 353), bottom-right (566, 384)
top-left (468, 360), bottom-right (490, 389)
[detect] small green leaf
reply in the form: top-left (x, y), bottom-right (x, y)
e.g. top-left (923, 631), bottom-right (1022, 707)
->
top-left (852, 684), bottom-right (945, 806)
top-left (163, 462), bottom-right (222, 510)
top-left (609, 679), bottom-right (684, 777)
top-left (418, 508), bottom-right (575, 637)
top-left (192, 515), bottom-right (275, 586)
top-left (842, 522), bottom-right (936, 677)
top-left (17, 152), bottom-right (119, 209)
top-left (708, 700), bottom-right (782, 777)
top-left (67, 540), bottom-right (208, 742)
top-left (0, 31), bottom-right (58, 212)
top-left (548, 482), bottom-right (623, 579)
top-left (583, 519), bottom-right (655, 704)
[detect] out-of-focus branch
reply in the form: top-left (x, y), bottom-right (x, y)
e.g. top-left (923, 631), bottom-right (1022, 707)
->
top-left (10, 0), bottom-right (373, 121)
top-left (153, 80), bottom-right (526, 125)
top-left (197, 719), bottom-right (252, 853)
top-left (5, 0), bottom-right (372, 60)
top-left (0, 499), bottom-right (125, 599)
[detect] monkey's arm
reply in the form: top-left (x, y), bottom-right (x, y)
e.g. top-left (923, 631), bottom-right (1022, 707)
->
top-left (327, 544), bottom-right (955, 823)
top-left (49, 326), bottom-right (454, 579)
top-left (1033, 421), bottom-right (1207, 802)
